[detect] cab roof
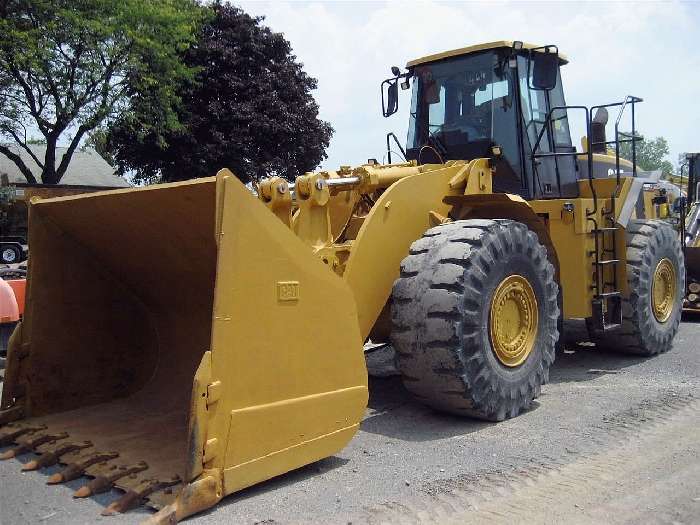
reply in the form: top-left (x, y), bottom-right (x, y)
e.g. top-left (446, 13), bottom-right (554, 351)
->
top-left (406, 40), bottom-right (569, 68)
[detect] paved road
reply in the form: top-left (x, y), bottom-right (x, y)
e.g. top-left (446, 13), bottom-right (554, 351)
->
top-left (1, 316), bottom-right (699, 524)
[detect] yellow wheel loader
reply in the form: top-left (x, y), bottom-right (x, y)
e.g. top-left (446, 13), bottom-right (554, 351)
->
top-left (0, 41), bottom-right (685, 523)
top-left (681, 153), bottom-right (700, 311)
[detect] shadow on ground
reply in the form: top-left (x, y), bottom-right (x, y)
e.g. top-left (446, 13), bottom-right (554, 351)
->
top-left (0, 446), bottom-right (145, 519)
top-left (360, 317), bottom-right (661, 441)
top-left (551, 318), bottom-right (662, 384)
top-left (193, 455), bottom-right (349, 520)
top-left (359, 376), bottom-right (494, 442)
top-left (549, 344), bottom-right (646, 384)
top-left (682, 310), bottom-right (700, 323)
top-left (1, 443), bottom-right (349, 522)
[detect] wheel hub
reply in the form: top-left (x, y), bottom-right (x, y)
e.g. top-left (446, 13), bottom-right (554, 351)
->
top-left (489, 275), bottom-right (538, 367)
top-left (651, 258), bottom-right (676, 323)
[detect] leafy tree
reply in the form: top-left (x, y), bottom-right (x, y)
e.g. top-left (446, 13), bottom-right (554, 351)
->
top-left (618, 136), bottom-right (674, 177)
top-left (0, 0), bottom-right (203, 184)
top-left (82, 128), bottom-right (115, 166)
top-left (105, 2), bottom-right (333, 184)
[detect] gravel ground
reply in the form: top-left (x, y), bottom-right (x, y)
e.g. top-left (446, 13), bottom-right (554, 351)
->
top-left (1, 316), bottom-right (699, 525)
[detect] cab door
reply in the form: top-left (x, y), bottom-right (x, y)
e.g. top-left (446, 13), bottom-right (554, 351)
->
top-left (517, 56), bottom-right (579, 199)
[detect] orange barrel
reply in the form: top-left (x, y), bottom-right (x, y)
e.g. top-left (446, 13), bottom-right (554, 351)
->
top-left (0, 279), bottom-right (20, 324)
top-left (6, 279), bottom-right (26, 317)
top-left (0, 278), bottom-right (19, 356)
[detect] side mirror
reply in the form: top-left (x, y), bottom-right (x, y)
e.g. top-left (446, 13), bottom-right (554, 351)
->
top-left (382, 79), bottom-right (399, 117)
top-left (531, 50), bottom-right (558, 91)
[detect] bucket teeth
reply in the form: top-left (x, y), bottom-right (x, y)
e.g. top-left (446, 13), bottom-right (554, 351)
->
top-left (74, 461), bottom-right (148, 498)
top-left (102, 476), bottom-right (181, 516)
top-left (0, 424), bottom-right (46, 447)
top-left (0, 431), bottom-right (68, 460)
top-left (47, 451), bottom-right (120, 485)
top-left (21, 441), bottom-right (93, 471)
top-left (2, 421), bottom-right (182, 518)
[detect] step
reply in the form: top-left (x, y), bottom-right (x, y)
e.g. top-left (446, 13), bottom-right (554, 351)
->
top-left (595, 259), bottom-right (620, 266)
top-left (597, 291), bottom-right (621, 299)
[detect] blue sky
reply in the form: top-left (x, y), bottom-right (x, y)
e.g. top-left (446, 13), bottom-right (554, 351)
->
top-left (237, 1), bottom-right (700, 172)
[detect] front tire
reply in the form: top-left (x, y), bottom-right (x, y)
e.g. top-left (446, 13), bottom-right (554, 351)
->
top-left (391, 219), bottom-right (559, 421)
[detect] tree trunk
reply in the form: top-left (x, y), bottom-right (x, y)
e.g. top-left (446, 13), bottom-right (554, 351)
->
top-left (42, 136), bottom-right (60, 184)
top-left (42, 166), bottom-right (59, 185)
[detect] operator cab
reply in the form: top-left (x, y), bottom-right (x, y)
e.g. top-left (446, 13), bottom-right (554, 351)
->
top-left (383, 41), bottom-right (577, 200)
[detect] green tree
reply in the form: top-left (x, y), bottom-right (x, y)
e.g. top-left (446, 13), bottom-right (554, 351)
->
top-left (618, 136), bottom-right (674, 177)
top-left (0, 0), bottom-right (204, 184)
top-left (105, 2), bottom-right (333, 184)
top-left (82, 128), bottom-right (114, 167)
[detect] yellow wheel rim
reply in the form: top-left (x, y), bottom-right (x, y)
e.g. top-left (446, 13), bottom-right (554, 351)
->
top-left (489, 275), bottom-right (538, 367)
top-left (651, 258), bottom-right (676, 323)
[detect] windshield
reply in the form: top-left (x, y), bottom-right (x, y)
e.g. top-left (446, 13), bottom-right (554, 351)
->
top-left (407, 51), bottom-right (509, 159)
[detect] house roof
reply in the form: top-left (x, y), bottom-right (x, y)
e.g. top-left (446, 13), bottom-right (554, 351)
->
top-left (0, 144), bottom-right (130, 188)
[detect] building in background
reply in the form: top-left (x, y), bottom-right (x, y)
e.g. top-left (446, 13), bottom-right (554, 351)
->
top-left (0, 145), bottom-right (130, 264)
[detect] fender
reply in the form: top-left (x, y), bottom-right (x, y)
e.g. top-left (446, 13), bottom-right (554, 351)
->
top-left (444, 193), bottom-right (560, 281)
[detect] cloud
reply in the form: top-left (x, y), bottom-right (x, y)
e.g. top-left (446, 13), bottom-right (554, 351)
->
top-left (237, 1), bottom-right (699, 171)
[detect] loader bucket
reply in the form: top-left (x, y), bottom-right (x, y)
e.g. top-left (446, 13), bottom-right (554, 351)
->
top-left (0, 171), bottom-right (368, 522)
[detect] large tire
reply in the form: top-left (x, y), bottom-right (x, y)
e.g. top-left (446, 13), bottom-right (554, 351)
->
top-left (391, 219), bottom-right (559, 421)
top-left (590, 219), bottom-right (684, 356)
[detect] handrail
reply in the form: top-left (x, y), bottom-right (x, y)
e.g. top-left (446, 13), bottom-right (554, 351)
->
top-left (529, 96), bottom-right (643, 309)
top-left (532, 97), bottom-right (643, 216)
top-left (386, 132), bottom-right (407, 164)
top-left (614, 96), bottom-right (642, 189)
top-left (590, 96), bottom-right (643, 194)
top-left (531, 105), bottom-right (595, 213)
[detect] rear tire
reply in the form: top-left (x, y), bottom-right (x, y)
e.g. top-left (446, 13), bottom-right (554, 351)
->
top-left (590, 220), bottom-right (684, 356)
top-left (391, 219), bottom-right (559, 421)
